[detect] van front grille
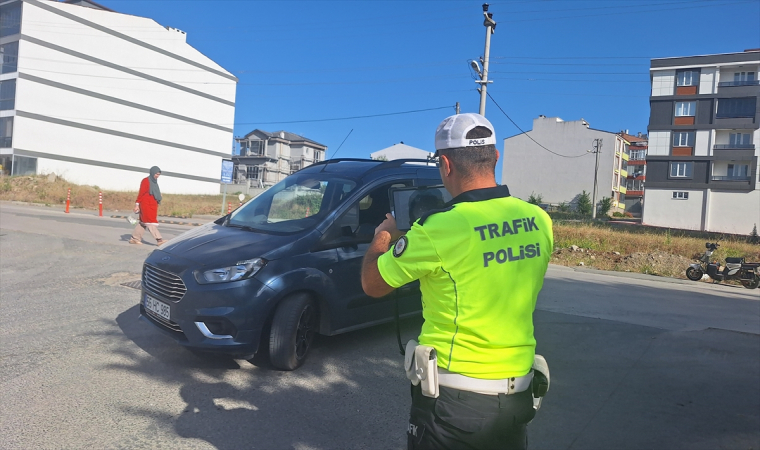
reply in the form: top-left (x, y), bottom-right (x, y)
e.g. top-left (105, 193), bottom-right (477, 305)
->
top-left (142, 264), bottom-right (186, 302)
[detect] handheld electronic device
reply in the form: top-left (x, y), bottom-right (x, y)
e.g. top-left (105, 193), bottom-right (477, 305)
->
top-left (389, 185), bottom-right (452, 231)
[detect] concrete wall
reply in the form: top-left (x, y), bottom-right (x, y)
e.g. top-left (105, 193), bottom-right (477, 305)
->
top-left (642, 188), bottom-right (705, 231)
top-left (502, 116), bottom-right (616, 205)
top-left (706, 190), bottom-right (760, 235)
top-left (699, 68), bottom-right (717, 95)
top-left (648, 131), bottom-right (670, 156)
top-left (9, 0), bottom-right (236, 194)
top-left (694, 130), bottom-right (712, 156)
top-left (651, 70), bottom-right (675, 96)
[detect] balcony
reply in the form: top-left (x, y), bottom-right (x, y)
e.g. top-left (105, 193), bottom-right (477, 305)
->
top-left (717, 80), bottom-right (760, 87)
top-left (711, 175), bottom-right (752, 181)
top-left (713, 144), bottom-right (755, 150)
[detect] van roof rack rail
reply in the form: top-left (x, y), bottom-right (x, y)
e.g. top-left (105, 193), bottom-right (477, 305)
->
top-left (306, 157), bottom-right (436, 174)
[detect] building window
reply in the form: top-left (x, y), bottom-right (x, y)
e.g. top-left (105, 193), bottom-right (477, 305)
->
top-left (246, 166), bottom-right (261, 180)
top-left (727, 164), bottom-right (749, 178)
top-left (675, 101), bottom-right (696, 117)
top-left (672, 192), bottom-right (689, 200)
top-left (716, 97), bottom-right (756, 118)
top-left (627, 179), bottom-right (644, 191)
top-left (0, 79), bottom-right (16, 110)
top-left (670, 162), bottom-right (693, 178)
top-left (11, 155), bottom-right (36, 175)
top-left (0, 1), bottom-right (22, 38)
top-left (0, 41), bottom-right (19, 74)
top-left (0, 116), bottom-right (12, 148)
top-left (676, 70), bottom-right (698, 86)
top-left (629, 150), bottom-right (646, 160)
top-left (729, 133), bottom-right (751, 146)
top-left (672, 131), bottom-right (695, 147)
top-left (734, 72), bottom-right (756, 84)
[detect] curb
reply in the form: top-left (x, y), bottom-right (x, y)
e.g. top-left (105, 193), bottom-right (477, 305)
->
top-left (110, 215), bottom-right (205, 226)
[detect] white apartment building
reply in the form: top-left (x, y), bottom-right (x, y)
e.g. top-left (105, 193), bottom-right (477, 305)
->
top-left (233, 129), bottom-right (326, 188)
top-left (370, 142), bottom-right (433, 161)
top-left (644, 50), bottom-right (759, 234)
top-left (0, 0), bottom-right (237, 194)
top-left (502, 116), bottom-right (629, 211)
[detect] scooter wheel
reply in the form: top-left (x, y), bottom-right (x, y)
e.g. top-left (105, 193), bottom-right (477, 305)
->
top-left (740, 278), bottom-right (760, 289)
top-left (686, 267), bottom-right (704, 281)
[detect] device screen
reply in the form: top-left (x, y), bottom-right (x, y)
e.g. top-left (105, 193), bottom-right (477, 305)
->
top-left (390, 185), bottom-right (452, 231)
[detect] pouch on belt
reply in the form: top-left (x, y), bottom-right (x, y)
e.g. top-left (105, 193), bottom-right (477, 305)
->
top-left (532, 354), bottom-right (550, 410)
top-left (404, 340), bottom-right (439, 398)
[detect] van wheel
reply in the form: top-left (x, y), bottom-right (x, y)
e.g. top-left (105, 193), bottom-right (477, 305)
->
top-left (741, 277), bottom-right (760, 289)
top-left (269, 294), bottom-right (317, 370)
top-left (686, 267), bottom-right (703, 281)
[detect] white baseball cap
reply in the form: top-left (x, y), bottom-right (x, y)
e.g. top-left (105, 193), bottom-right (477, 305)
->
top-left (434, 113), bottom-right (496, 152)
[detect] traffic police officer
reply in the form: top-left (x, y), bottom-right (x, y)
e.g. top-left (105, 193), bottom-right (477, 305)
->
top-left (361, 113), bottom-right (553, 450)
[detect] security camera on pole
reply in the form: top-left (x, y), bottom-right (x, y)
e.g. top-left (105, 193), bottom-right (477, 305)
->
top-left (473, 4), bottom-right (496, 116)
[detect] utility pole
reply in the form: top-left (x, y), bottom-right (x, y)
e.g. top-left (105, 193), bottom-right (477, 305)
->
top-left (591, 138), bottom-right (602, 219)
top-left (455, 102), bottom-right (460, 114)
top-left (474, 4), bottom-right (496, 116)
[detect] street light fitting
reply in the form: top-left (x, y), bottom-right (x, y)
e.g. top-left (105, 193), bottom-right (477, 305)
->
top-left (483, 11), bottom-right (496, 29)
top-left (482, 3), bottom-right (489, 12)
top-left (470, 60), bottom-right (482, 77)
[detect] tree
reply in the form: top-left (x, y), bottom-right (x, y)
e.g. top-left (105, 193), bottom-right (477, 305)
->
top-left (598, 196), bottom-right (613, 216)
top-left (749, 224), bottom-right (759, 245)
top-left (558, 202), bottom-right (569, 212)
top-left (527, 192), bottom-right (543, 205)
top-left (576, 190), bottom-right (592, 216)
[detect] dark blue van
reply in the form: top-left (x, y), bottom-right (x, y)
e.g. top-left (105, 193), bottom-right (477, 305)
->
top-left (140, 159), bottom-right (441, 370)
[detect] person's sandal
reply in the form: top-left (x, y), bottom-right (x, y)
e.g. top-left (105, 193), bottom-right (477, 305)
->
top-left (156, 239), bottom-right (167, 246)
top-left (129, 238), bottom-right (142, 245)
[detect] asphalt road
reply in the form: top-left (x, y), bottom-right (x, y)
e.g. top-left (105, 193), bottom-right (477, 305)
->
top-left (1, 201), bottom-right (758, 450)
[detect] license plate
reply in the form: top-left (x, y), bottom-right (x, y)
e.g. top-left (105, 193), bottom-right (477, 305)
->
top-left (144, 294), bottom-right (170, 321)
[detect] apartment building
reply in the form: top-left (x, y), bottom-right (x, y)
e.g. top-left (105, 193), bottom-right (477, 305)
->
top-left (370, 142), bottom-right (432, 161)
top-left (644, 50), bottom-right (759, 234)
top-left (621, 132), bottom-right (648, 215)
top-left (233, 129), bottom-right (326, 188)
top-left (0, 0), bottom-right (237, 194)
top-left (502, 115), bottom-right (629, 212)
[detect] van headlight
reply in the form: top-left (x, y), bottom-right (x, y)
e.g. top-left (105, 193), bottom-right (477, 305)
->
top-left (194, 258), bottom-right (267, 284)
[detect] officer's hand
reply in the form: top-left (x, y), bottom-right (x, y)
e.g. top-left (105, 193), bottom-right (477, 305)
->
top-left (375, 213), bottom-right (403, 241)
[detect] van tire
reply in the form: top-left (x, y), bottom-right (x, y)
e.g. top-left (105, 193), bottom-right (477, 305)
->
top-left (269, 294), bottom-right (317, 370)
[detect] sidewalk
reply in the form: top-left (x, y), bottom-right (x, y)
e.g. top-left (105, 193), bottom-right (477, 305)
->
top-left (4, 200), bottom-right (220, 227)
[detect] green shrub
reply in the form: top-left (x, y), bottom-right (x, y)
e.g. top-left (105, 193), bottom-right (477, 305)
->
top-left (598, 197), bottom-right (613, 216)
top-left (528, 192), bottom-right (543, 205)
top-left (576, 191), bottom-right (592, 216)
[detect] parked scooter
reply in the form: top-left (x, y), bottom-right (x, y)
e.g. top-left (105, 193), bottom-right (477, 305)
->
top-left (686, 242), bottom-right (760, 289)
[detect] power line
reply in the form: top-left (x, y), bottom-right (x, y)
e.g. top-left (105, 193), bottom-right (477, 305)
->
top-left (20, 105), bottom-right (453, 127)
top-left (486, 92), bottom-right (589, 159)
top-left (250, 106), bottom-right (453, 125)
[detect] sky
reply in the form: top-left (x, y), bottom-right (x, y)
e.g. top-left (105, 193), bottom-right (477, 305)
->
top-left (97, 0), bottom-right (760, 179)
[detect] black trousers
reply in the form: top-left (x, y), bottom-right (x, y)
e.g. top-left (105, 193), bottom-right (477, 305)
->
top-left (407, 383), bottom-right (536, 450)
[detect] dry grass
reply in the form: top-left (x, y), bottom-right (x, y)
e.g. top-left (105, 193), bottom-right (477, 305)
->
top-left (0, 174), bottom-right (228, 217)
top-left (552, 222), bottom-right (760, 279)
top-left (2, 175), bottom-right (758, 280)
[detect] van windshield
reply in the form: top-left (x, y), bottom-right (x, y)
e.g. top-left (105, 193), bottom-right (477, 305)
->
top-left (227, 173), bottom-right (357, 234)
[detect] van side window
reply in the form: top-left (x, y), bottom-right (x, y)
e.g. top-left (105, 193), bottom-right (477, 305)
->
top-left (323, 181), bottom-right (412, 245)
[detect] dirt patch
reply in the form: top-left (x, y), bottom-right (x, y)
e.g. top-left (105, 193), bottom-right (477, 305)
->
top-left (551, 247), bottom-right (694, 279)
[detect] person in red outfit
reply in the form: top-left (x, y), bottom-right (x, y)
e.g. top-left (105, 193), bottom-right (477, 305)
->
top-left (129, 166), bottom-right (166, 245)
